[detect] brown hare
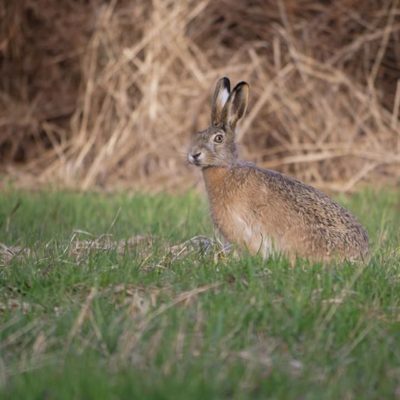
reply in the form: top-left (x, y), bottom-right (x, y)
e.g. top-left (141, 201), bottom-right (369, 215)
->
top-left (188, 77), bottom-right (369, 263)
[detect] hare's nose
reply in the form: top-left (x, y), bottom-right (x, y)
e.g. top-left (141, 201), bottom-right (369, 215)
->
top-left (188, 151), bottom-right (202, 165)
top-left (192, 152), bottom-right (201, 160)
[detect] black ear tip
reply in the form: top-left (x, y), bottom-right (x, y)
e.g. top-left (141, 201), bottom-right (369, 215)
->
top-left (218, 76), bottom-right (231, 91)
top-left (233, 81), bottom-right (249, 91)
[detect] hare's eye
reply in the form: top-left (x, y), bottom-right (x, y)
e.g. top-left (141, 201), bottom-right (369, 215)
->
top-left (214, 134), bottom-right (224, 143)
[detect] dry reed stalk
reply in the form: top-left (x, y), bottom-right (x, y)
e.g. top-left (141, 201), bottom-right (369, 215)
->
top-left (0, 0), bottom-right (399, 192)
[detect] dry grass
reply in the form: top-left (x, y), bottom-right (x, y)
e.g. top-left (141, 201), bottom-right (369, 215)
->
top-left (1, 0), bottom-right (400, 192)
top-left (0, 233), bottom-right (221, 268)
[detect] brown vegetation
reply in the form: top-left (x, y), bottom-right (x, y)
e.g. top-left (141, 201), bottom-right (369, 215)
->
top-left (1, 0), bottom-right (400, 192)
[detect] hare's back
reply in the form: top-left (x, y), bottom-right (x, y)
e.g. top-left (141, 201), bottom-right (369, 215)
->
top-left (248, 167), bottom-right (352, 223)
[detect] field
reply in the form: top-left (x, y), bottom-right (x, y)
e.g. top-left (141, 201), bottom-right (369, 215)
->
top-left (2, 1), bottom-right (400, 398)
top-left (0, 188), bottom-right (400, 399)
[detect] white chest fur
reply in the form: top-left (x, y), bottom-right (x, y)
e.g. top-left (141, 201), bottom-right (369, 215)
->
top-left (215, 205), bottom-right (274, 259)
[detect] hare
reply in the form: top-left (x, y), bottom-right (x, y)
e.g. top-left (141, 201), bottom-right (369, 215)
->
top-left (188, 77), bottom-right (369, 263)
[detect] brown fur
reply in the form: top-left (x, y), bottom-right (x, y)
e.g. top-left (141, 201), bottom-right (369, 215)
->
top-left (188, 78), bottom-right (369, 263)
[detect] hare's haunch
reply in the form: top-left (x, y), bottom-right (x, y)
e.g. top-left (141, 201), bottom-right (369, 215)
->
top-left (188, 77), bottom-right (369, 263)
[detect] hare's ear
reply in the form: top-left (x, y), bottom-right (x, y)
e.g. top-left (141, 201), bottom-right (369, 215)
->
top-left (211, 77), bottom-right (231, 126)
top-left (223, 81), bottom-right (249, 129)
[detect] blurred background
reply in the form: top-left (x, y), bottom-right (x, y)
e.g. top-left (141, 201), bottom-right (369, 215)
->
top-left (1, 0), bottom-right (399, 192)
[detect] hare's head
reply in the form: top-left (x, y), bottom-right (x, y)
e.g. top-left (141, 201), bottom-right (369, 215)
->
top-left (188, 77), bottom-right (249, 168)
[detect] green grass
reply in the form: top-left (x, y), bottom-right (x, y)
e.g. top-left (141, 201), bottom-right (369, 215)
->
top-left (0, 188), bottom-right (399, 399)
